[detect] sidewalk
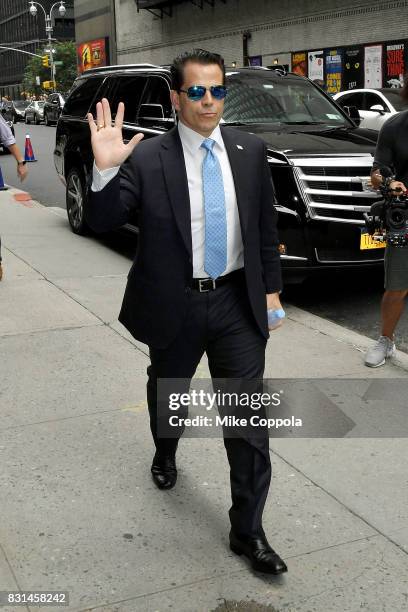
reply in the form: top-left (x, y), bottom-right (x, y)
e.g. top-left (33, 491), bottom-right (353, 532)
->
top-left (1, 187), bottom-right (408, 612)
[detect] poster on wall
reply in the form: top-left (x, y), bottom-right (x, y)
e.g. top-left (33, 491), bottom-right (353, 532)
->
top-left (77, 38), bottom-right (109, 73)
top-left (308, 50), bottom-right (324, 81)
top-left (248, 55), bottom-right (262, 66)
top-left (343, 46), bottom-right (364, 90)
top-left (291, 52), bottom-right (307, 76)
top-left (364, 45), bottom-right (382, 88)
top-left (384, 42), bottom-right (405, 87)
top-left (325, 49), bottom-right (342, 94)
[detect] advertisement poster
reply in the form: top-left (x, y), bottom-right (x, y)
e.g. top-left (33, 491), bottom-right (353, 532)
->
top-left (291, 52), bottom-right (307, 76)
top-left (248, 55), bottom-right (262, 67)
top-left (325, 49), bottom-right (342, 94)
top-left (308, 50), bottom-right (324, 81)
top-left (77, 38), bottom-right (109, 73)
top-left (384, 42), bottom-right (405, 87)
top-left (343, 46), bottom-right (364, 90)
top-left (364, 45), bottom-right (382, 88)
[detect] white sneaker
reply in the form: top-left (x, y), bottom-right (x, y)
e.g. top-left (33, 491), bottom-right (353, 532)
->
top-left (364, 336), bottom-right (396, 368)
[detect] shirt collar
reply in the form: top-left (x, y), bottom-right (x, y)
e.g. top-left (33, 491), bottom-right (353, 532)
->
top-left (178, 120), bottom-right (224, 154)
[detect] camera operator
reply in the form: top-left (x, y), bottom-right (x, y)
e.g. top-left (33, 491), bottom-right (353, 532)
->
top-left (365, 79), bottom-right (408, 367)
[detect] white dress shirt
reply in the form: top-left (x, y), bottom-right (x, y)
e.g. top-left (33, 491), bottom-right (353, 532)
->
top-left (91, 120), bottom-right (244, 278)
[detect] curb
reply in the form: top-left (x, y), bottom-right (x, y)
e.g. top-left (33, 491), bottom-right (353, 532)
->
top-left (286, 304), bottom-right (408, 373)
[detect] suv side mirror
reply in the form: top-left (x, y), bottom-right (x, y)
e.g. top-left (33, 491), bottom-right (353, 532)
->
top-left (370, 104), bottom-right (386, 114)
top-left (343, 104), bottom-right (361, 126)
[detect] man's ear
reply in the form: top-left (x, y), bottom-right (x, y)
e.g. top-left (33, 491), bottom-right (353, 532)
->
top-left (170, 89), bottom-right (180, 112)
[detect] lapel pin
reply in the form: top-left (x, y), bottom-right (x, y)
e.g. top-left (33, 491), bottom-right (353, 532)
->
top-left (237, 145), bottom-right (243, 150)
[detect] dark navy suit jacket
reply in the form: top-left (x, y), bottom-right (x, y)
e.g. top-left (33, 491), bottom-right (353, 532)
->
top-left (86, 126), bottom-right (282, 349)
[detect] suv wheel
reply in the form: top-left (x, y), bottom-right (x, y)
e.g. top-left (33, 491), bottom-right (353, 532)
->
top-left (66, 168), bottom-right (90, 235)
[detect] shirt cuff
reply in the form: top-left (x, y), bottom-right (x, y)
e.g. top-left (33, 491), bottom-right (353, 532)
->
top-left (91, 161), bottom-right (120, 192)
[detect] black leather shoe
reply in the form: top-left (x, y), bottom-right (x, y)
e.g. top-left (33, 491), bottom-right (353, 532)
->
top-left (151, 452), bottom-right (177, 490)
top-left (229, 530), bottom-right (288, 575)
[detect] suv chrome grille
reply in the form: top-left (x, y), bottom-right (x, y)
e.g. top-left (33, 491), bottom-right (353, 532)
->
top-left (292, 156), bottom-right (381, 225)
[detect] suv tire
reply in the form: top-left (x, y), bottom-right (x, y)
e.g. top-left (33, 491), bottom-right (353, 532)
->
top-left (66, 167), bottom-right (90, 235)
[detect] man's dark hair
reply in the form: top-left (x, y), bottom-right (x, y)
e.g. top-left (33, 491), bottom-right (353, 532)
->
top-left (401, 73), bottom-right (408, 104)
top-left (170, 48), bottom-right (225, 91)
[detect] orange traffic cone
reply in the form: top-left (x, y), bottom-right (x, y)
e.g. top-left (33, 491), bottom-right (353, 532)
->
top-left (0, 164), bottom-right (8, 190)
top-left (24, 133), bottom-right (37, 162)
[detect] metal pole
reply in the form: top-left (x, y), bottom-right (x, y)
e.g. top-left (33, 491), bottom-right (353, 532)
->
top-left (0, 45), bottom-right (42, 58)
top-left (45, 14), bottom-right (55, 91)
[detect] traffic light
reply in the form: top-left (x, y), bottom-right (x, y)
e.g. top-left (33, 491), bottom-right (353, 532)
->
top-left (42, 55), bottom-right (49, 67)
top-left (42, 80), bottom-right (56, 89)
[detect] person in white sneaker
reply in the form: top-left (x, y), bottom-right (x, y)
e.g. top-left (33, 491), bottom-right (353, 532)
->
top-left (365, 81), bottom-right (408, 367)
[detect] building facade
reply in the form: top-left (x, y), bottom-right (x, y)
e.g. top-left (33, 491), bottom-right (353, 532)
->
top-left (0, 0), bottom-right (74, 99)
top-left (74, 0), bottom-right (117, 67)
top-left (113, 0), bottom-right (408, 68)
top-left (73, 0), bottom-right (408, 90)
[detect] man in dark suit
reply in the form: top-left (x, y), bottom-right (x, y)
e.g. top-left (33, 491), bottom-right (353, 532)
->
top-left (86, 49), bottom-right (287, 575)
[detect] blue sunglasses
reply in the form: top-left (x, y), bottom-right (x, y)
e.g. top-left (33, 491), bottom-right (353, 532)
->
top-left (179, 85), bottom-right (227, 101)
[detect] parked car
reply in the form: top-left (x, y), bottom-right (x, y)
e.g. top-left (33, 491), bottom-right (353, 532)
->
top-left (333, 88), bottom-right (406, 130)
top-left (24, 101), bottom-right (45, 124)
top-left (54, 64), bottom-right (382, 282)
top-left (0, 117), bottom-right (15, 154)
top-left (43, 93), bottom-right (65, 126)
top-left (3, 100), bottom-right (30, 123)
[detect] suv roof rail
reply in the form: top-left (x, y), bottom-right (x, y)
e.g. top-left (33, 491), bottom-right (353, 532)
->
top-left (80, 63), bottom-right (164, 75)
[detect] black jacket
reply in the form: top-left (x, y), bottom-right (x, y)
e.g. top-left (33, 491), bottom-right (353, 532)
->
top-left (86, 126), bottom-right (282, 348)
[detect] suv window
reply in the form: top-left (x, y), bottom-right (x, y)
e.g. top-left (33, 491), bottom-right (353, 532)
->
top-left (139, 76), bottom-right (173, 120)
top-left (109, 75), bottom-right (148, 124)
top-left (63, 77), bottom-right (104, 117)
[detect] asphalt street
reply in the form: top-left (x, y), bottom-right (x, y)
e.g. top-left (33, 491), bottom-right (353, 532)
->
top-left (0, 122), bottom-right (65, 207)
top-left (1, 121), bottom-right (407, 353)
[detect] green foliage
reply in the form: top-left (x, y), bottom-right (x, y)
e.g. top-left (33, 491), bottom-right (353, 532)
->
top-left (23, 41), bottom-right (77, 96)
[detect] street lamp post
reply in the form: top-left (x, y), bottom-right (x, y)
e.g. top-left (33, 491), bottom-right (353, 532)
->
top-left (28, 1), bottom-right (66, 91)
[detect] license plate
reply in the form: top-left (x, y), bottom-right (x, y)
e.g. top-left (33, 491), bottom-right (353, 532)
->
top-left (360, 232), bottom-right (386, 250)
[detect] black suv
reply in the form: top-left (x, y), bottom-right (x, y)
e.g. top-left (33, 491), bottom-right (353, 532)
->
top-left (54, 64), bottom-right (381, 281)
top-left (44, 92), bottom-right (65, 126)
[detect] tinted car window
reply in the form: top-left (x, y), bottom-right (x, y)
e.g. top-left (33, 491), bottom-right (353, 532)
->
top-left (364, 92), bottom-right (388, 111)
top-left (139, 76), bottom-right (173, 119)
top-left (109, 75), bottom-right (148, 124)
top-left (337, 92), bottom-right (364, 108)
top-left (63, 77), bottom-right (104, 117)
top-left (223, 72), bottom-right (348, 125)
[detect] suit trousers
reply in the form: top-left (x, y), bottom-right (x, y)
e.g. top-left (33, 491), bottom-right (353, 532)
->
top-left (146, 274), bottom-right (271, 537)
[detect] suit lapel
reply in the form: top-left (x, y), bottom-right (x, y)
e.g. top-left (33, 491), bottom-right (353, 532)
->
top-left (159, 127), bottom-right (192, 257)
top-left (220, 126), bottom-right (250, 238)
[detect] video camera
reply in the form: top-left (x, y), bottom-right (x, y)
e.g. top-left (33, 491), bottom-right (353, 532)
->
top-left (363, 166), bottom-right (408, 247)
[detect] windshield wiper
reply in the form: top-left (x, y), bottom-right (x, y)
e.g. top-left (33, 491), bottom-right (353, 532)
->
top-left (281, 121), bottom-right (327, 125)
top-left (222, 120), bottom-right (255, 126)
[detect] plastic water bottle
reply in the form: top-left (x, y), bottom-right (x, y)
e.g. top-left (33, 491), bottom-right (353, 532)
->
top-left (267, 307), bottom-right (286, 330)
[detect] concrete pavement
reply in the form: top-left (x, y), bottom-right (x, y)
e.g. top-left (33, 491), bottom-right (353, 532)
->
top-left (1, 186), bottom-right (408, 612)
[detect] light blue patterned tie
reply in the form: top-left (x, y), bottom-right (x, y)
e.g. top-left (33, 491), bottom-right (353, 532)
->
top-left (201, 138), bottom-right (227, 279)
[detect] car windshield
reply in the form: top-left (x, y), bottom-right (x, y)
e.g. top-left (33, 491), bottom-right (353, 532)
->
top-left (13, 100), bottom-right (29, 109)
top-left (37, 102), bottom-right (45, 108)
top-left (381, 89), bottom-right (407, 112)
top-left (223, 71), bottom-right (351, 127)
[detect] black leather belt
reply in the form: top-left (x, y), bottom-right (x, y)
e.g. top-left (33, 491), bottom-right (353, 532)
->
top-left (191, 268), bottom-right (244, 292)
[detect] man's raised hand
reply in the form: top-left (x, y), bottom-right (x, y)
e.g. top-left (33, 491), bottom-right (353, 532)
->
top-left (87, 98), bottom-right (144, 171)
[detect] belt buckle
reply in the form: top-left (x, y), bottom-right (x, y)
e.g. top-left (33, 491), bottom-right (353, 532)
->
top-left (198, 278), bottom-right (216, 292)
